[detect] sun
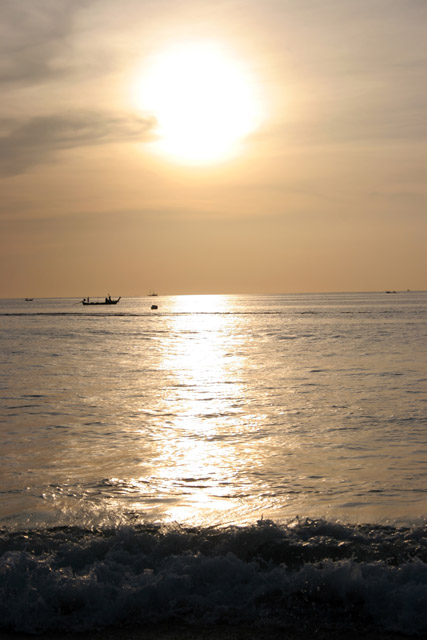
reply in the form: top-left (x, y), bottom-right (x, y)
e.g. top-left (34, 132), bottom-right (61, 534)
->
top-left (132, 42), bottom-right (263, 164)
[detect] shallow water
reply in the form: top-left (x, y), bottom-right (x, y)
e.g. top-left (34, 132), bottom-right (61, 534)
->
top-left (1, 292), bottom-right (426, 634)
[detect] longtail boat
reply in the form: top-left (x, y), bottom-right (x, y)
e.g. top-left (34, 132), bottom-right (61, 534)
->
top-left (81, 296), bottom-right (121, 306)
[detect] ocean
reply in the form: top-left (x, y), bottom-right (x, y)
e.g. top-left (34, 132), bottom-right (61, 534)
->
top-left (0, 292), bottom-right (426, 636)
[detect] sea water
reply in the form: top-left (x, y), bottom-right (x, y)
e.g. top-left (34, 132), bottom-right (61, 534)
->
top-left (0, 292), bottom-right (426, 634)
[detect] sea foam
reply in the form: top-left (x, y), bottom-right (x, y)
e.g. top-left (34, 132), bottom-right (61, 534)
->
top-left (0, 518), bottom-right (426, 635)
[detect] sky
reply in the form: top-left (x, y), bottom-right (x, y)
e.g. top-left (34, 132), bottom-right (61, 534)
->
top-left (1, 0), bottom-right (426, 297)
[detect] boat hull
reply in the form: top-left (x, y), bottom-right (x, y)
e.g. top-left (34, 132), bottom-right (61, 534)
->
top-left (81, 297), bottom-right (121, 306)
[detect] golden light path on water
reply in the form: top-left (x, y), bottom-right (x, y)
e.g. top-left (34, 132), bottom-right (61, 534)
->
top-left (152, 295), bottom-right (252, 524)
top-left (106, 294), bottom-right (294, 527)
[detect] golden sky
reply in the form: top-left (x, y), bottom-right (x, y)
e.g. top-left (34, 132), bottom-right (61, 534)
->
top-left (1, 0), bottom-right (426, 297)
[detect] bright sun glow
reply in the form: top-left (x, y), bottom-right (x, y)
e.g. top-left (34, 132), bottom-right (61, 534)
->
top-left (132, 42), bottom-right (263, 164)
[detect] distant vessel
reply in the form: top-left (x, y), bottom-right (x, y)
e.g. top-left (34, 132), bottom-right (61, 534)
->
top-left (24, 298), bottom-right (33, 302)
top-left (148, 290), bottom-right (158, 297)
top-left (81, 295), bottom-right (121, 306)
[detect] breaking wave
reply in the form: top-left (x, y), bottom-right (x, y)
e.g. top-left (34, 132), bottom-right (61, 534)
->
top-left (1, 518), bottom-right (426, 635)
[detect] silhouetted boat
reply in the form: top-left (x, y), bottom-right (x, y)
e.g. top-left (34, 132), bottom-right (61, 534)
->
top-left (81, 296), bottom-right (121, 306)
top-left (24, 298), bottom-right (33, 301)
top-left (148, 290), bottom-right (158, 296)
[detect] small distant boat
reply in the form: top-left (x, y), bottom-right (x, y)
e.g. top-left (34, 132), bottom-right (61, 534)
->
top-left (148, 290), bottom-right (158, 297)
top-left (81, 295), bottom-right (121, 306)
top-left (24, 298), bottom-right (33, 301)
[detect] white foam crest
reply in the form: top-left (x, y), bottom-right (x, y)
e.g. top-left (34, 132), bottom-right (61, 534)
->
top-left (0, 519), bottom-right (426, 634)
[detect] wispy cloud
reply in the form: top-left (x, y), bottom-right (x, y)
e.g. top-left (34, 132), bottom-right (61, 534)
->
top-left (0, 111), bottom-right (157, 176)
top-left (0, 0), bottom-right (87, 86)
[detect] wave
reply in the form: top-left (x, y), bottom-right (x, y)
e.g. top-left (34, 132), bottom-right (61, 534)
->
top-left (0, 518), bottom-right (426, 635)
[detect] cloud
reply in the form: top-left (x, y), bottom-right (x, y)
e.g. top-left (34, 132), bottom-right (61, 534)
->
top-left (0, 111), bottom-right (157, 176)
top-left (0, 0), bottom-right (86, 86)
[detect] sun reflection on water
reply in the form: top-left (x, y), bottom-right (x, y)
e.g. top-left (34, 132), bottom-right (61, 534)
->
top-left (153, 295), bottom-right (250, 523)
top-left (100, 295), bottom-right (288, 526)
